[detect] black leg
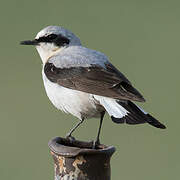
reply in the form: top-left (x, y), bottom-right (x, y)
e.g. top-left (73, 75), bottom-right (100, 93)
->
top-left (94, 111), bottom-right (105, 148)
top-left (66, 118), bottom-right (85, 138)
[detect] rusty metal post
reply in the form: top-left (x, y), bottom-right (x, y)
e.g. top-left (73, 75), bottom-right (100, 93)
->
top-left (48, 137), bottom-right (116, 180)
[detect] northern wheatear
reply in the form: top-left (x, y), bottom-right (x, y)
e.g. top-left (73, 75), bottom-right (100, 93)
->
top-left (21, 26), bottom-right (166, 147)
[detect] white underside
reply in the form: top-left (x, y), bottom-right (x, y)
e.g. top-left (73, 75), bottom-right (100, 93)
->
top-left (42, 71), bottom-right (146, 120)
top-left (42, 71), bottom-right (104, 119)
top-left (93, 96), bottom-right (129, 118)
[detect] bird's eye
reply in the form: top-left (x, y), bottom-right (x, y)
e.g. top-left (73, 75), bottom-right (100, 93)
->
top-left (37, 34), bottom-right (58, 43)
top-left (47, 34), bottom-right (58, 40)
top-left (37, 33), bottom-right (70, 46)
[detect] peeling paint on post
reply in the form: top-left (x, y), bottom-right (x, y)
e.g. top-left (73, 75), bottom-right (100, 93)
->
top-left (48, 137), bottom-right (116, 180)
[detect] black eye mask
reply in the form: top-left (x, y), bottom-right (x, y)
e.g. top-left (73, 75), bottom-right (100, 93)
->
top-left (37, 34), bottom-right (70, 47)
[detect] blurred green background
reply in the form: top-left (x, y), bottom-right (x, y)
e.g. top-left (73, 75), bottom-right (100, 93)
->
top-left (0, 0), bottom-right (179, 179)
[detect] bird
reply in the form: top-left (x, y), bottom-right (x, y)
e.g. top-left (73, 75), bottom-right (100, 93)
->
top-left (20, 26), bottom-right (166, 147)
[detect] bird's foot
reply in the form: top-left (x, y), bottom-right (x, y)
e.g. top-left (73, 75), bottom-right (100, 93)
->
top-left (92, 139), bottom-right (100, 149)
top-left (65, 134), bottom-right (76, 142)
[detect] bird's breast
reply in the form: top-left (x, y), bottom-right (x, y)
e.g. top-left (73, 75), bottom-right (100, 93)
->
top-left (42, 70), bottom-right (103, 119)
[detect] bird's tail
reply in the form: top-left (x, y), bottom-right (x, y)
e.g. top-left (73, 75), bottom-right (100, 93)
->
top-left (96, 96), bottom-right (166, 129)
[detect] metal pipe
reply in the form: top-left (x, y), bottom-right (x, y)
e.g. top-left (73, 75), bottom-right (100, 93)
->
top-left (48, 137), bottom-right (116, 180)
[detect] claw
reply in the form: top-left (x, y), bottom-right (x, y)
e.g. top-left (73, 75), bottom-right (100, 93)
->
top-left (92, 139), bottom-right (100, 149)
top-left (66, 134), bottom-right (76, 141)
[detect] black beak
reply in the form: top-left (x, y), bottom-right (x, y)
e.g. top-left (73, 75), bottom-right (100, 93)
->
top-left (20, 39), bottom-right (39, 45)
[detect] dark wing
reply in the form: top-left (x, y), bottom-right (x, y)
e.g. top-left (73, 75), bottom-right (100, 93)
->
top-left (111, 100), bottom-right (166, 129)
top-left (44, 62), bottom-right (145, 102)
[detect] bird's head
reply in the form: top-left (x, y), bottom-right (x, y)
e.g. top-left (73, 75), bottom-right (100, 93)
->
top-left (20, 26), bottom-right (81, 63)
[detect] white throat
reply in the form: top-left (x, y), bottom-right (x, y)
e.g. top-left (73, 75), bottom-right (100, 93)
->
top-left (36, 43), bottom-right (65, 64)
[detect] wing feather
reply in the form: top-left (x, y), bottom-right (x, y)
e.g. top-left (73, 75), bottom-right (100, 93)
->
top-left (44, 62), bottom-right (145, 102)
